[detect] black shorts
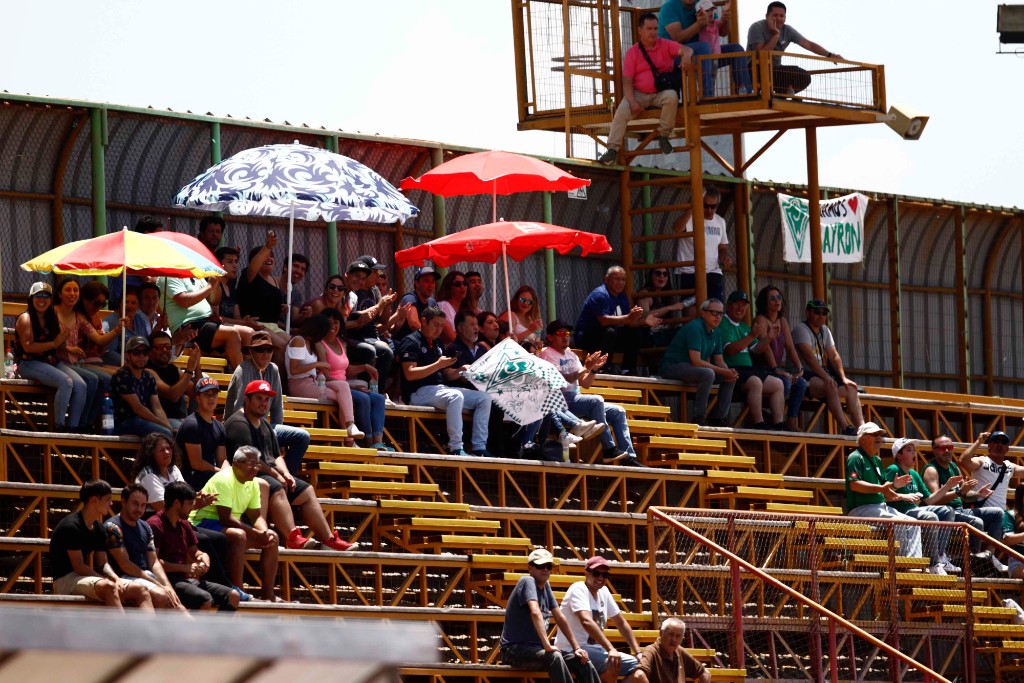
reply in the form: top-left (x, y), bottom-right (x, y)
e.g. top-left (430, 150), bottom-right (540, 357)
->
top-left (259, 472), bottom-right (311, 503)
top-left (171, 575), bottom-right (236, 611)
top-left (181, 316), bottom-right (221, 353)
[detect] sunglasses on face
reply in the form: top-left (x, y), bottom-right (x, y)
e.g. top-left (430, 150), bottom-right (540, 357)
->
top-left (652, 270), bottom-right (669, 277)
top-left (518, 297), bottom-right (533, 306)
top-left (934, 445), bottom-right (953, 452)
top-left (768, 294), bottom-right (783, 301)
top-left (704, 309), bottom-right (724, 317)
top-left (326, 283), bottom-right (344, 291)
top-left (590, 570), bottom-right (611, 578)
top-left (128, 349), bottom-right (149, 356)
top-left (451, 281), bottom-right (467, 287)
top-left (33, 293), bottom-right (52, 300)
top-left (151, 344), bottom-right (172, 352)
top-left (530, 562), bottom-right (553, 571)
top-left (811, 309), bottom-right (829, 316)
top-left (91, 298), bottom-right (108, 307)
top-left (251, 346), bottom-right (274, 353)
top-left (554, 330), bottom-right (572, 337)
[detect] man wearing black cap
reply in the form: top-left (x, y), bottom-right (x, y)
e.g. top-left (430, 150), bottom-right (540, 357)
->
top-left (541, 319), bottom-right (641, 465)
top-left (960, 430), bottom-right (1024, 530)
top-left (395, 266), bottom-right (439, 341)
top-left (792, 298), bottom-right (863, 437)
top-left (109, 336), bottom-right (173, 436)
top-left (345, 260), bottom-right (397, 391)
top-left (719, 290), bottom-right (785, 430)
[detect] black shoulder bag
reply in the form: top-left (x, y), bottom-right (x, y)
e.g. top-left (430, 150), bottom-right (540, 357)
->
top-left (638, 44), bottom-right (681, 93)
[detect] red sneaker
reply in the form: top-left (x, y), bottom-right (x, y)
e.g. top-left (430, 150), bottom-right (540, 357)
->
top-left (323, 531), bottom-right (359, 552)
top-left (286, 527), bottom-right (310, 550)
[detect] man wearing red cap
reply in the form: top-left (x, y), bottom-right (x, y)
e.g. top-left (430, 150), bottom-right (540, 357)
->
top-left (223, 379), bottom-right (357, 552)
top-left (555, 556), bottom-right (645, 683)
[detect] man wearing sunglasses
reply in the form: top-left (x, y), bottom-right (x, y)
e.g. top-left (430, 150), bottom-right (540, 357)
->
top-left (792, 298), bottom-right (863, 437)
top-left (660, 299), bottom-right (737, 427)
top-left (109, 336), bottom-right (173, 437)
top-left (555, 556), bottom-right (645, 683)
top-left (500, 548), bottom-right (600, 683)
top-left (673, 186), bottom-right (732, 315)
top-left (224, 331), bottom-right (310, 475)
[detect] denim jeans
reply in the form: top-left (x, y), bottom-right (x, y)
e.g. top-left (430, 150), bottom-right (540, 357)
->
top-left (351, 388), bottom-right (385, 437)
top-left (848, 503), bottom-right (922, 558)
top-left (115, 416), bottom-right (172, 437)
top-left (563, 391), bottom-right (635, 455)
top-left (17, 360), bottom-right (87, 428)
top-left (903, 505), bottom-right (955, 563)
top-left (273, 423), bottom-right (310, 475)
top-left (500, 643), bottom-right (600, 683)
top-left (780, 374), bottom-right (809, 418)
top-left (689, 41), bottom-right (751, 96)
top-left (67, 364), bottom-right (110, 428)
top-left (411, 385), bottom-right (491, 452)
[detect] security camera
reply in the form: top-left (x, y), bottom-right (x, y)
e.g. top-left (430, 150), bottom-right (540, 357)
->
top-left (883, 104), bottom-right (929, 141)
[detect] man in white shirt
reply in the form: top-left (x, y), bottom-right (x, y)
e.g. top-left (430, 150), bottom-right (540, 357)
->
top-left (555, 556), bottom-right (645, 683)
top-left (673, 186), bottom-right (731, 315)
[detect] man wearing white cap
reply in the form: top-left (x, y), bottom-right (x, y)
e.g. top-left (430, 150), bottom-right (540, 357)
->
top-left (555, 556), bottom-right (645, 683)
top-left (885, 438), bottom-right (958, 575)
top-left (500, 548), bottom-right (600, 683)
top-left (844, 422), bottom-right (922, 559)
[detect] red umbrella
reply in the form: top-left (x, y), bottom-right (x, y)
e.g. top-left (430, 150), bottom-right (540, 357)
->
top-left (400, 150), bottom-right (592, 306)
top-left (149, 231), bottom-right (219, 265)
top-left (395, 221), bottom-right (611, 312)
top-left (400, 150), bottom-right (591, 206)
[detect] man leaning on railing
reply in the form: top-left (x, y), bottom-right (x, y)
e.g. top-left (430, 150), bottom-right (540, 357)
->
top-left (746, 1), bottom-right (843, 94)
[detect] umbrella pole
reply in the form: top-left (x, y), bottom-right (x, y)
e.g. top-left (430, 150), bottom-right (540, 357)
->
top-left (285, 199), bottom-right (295, 334)
top-left (502, 242), bottom-right (512, 321)
top-left (120, 269), bottom-right (127, 366)
top-left (491, 185), bottom-right (497, 311)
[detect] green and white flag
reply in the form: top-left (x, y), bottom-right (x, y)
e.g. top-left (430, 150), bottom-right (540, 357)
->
top-left (779, 192), bottom-right (868, 263)
top-left (465, 338), bottom-right (568, 426)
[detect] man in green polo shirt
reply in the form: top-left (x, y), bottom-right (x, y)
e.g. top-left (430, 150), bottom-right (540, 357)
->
top-left (884, 438), bottom-right (958, 575)
top-left (844, 422), bottom-right (922, 559)
top-left (718, 290), bottom-right (785, 430)
top-left (660, 299), bottom-right (738, 426)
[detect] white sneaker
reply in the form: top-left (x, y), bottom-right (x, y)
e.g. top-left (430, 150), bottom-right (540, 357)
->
top-left (559, 431), bottom-right (583, 448)
top-left (937, 555), bottom-right (961, 574)
top-left (926, 563), bottom-right (948, 576)
top-left (993, 555), bottom-right (1010, 573)
top-left (346, 423), bottom-right (365, 440)
top-left (583, 422), bottom-right (607, 440)
top-left (384, 396), bottom-right (397, 408)
top-left (570, 420), bottom-right (596, 437)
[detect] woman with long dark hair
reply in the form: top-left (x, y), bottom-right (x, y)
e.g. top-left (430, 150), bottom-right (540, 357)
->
top-left (752, 285), bottom-right (808, 431)
top-left (500, 285), bottom-right (543, 350)
top-left (14, 282), bottom-right (87, 430)
top-left (635, 268), bottom-right (693, 347)
top-left (287, 314), bottom-right (363, 442)
top-left (436, 270), bottom-right (468, 345)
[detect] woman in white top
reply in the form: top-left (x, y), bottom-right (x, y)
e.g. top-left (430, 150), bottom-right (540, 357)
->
top-left (287, 313), bottom-right (363, 442)
top-left (500, 285), bottom-right (544, 351)
top-left (131, 432), bottom-right (213, 511)
top-left (436, 270), bottom-right (467, 345)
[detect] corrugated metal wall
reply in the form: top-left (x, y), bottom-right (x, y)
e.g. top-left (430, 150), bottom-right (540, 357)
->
top-left (0, 95), bottom-right (1021, 396)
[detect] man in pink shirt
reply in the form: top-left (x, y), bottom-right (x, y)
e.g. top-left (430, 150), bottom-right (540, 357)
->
top-left (599, 12), bottom-right (692, 164)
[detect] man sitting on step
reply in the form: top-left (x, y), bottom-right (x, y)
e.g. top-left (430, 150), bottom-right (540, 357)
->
top-left (598, 12), bottom-right (692, 165)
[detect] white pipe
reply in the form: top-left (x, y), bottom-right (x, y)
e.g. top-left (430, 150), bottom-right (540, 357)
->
top-left (285, 198), bottom-right (295, 333)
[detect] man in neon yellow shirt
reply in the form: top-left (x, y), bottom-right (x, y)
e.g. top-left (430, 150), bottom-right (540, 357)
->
top-left (191, 446), bottom-right (279, 601)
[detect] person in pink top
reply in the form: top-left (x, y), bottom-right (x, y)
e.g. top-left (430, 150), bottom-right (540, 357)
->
top-left (599, 12), bottom-right (692, 164)
top-left (318, 308), bottom-right (390, 451)
top-left (286, 314), bottom-right (364, 444)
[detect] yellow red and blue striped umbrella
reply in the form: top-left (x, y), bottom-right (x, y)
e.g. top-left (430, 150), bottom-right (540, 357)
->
top-left (20, 228), bottom-right (225, 277)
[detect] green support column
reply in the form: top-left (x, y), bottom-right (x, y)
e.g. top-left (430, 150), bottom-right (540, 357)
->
top-left (431, 148), bottom-right (447, 279)
top-left (210, 121), bottom-right (224, 241)
top-left (325, 135), bottom-right (340, 275)
top-left (642, 173), bottom-right (654, 265)
top-left (90, 107), bottom-right (107, 238)
top-left (544, 191), bottom-right (556, 321)
top-left (744, 180), bottom-right (755, 296)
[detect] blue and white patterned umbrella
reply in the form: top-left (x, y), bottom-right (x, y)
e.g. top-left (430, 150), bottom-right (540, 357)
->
top-left (173, 142), bottom-right (419, 224)
top-left (173, 142), bottom-right (418, 330)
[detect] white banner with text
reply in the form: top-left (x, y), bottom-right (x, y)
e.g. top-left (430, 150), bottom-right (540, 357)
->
top-left (779, 192), bottom-right (868, 263)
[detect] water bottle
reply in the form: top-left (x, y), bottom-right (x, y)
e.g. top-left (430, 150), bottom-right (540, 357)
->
top-left (101, 393), bottom-right (115, 435)
top-left (316, 375), bottom-right (327, 401)
top-left (4, 351), bottom-right (15, 379)
top-left (368, 379), bottom-right (379, 394)
top-left (562, 442), bottom-right (571, 462)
